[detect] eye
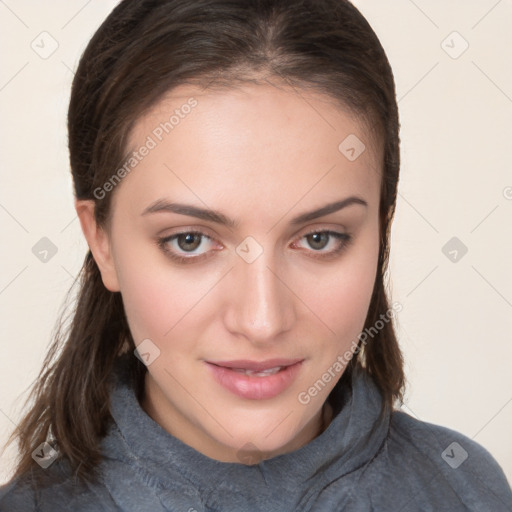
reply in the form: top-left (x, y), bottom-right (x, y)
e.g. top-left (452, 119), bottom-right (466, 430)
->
top-left (158, 231), bottom-right (216, 263)
top-left (158, 228), bottom-right (353, 264)
top-left (292, 230), bottom-right (353, 259)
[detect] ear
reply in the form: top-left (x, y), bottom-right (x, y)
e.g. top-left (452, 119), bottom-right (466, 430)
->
top-left (75, 200), bottom-right (120, 292)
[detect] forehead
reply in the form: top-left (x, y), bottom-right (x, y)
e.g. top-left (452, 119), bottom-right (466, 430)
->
top-left (116, 82), bottom-right (382, 223)
top-left (129, 81), bottom-right (382, 162)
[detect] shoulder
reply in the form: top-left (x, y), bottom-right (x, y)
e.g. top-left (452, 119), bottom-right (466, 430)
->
top-left (0, 460), bottom-right (117, 512)
top-left (389, 409), bottom-right (506, 473)
top-left (383, 409), bottom-right (512, 509)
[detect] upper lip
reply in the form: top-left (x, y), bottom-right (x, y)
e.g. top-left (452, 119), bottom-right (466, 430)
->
top-left (206, 358), bottom-right (304, 372)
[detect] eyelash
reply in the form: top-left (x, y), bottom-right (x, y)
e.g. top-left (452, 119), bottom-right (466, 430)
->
top-left (157, 228), bottom-right (353, 265)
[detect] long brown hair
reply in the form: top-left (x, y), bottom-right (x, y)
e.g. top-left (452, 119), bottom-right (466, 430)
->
top-left (4, 0), bottom-right (404, 485)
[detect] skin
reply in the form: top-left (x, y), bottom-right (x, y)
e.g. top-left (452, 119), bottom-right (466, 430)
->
top-left (76, 81), bottom-right (383, 464)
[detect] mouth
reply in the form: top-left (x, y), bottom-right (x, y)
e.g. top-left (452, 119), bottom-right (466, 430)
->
top-left (205, 358), bottom-right (304, 400)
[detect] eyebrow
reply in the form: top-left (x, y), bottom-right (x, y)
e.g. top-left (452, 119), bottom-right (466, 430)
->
top-left (141, 196), bottom-right (368, 228)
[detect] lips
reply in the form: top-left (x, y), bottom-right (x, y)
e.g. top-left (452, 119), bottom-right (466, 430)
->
top-left (205, 358), bottom-right (304, 400)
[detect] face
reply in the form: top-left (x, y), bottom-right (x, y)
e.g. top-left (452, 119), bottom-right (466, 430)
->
top-left (83, 82), bottom-right (382, 463)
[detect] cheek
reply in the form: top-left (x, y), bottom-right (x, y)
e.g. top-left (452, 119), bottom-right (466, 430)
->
top-left (112, 245), bottom-right (185, 343)
top-left (331, 254), bottom-right (377, 321)
top-left (118, 278), bottom-right (168, 343)
top-left (113, 245), bottom-right (222, 346)
top-left (300, 230), bottom-right (379, 350)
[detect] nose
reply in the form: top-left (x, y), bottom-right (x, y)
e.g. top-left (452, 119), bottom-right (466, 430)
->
top-left (224, 250), bottom-right (296, 346)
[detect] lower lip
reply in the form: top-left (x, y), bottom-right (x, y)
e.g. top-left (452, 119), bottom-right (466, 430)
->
top-left (205, 361), bottom-right (303, 400)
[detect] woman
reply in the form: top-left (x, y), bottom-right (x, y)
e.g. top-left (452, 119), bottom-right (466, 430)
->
top-left (1, 0), bottom-right (511, 510)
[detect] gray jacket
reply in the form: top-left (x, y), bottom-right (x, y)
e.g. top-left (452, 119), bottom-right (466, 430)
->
top-left (1, 357), bottom-right (511, 511)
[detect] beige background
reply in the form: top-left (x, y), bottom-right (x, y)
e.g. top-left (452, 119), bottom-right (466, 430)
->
top-left (1, 0), bottom-right (511, 486)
